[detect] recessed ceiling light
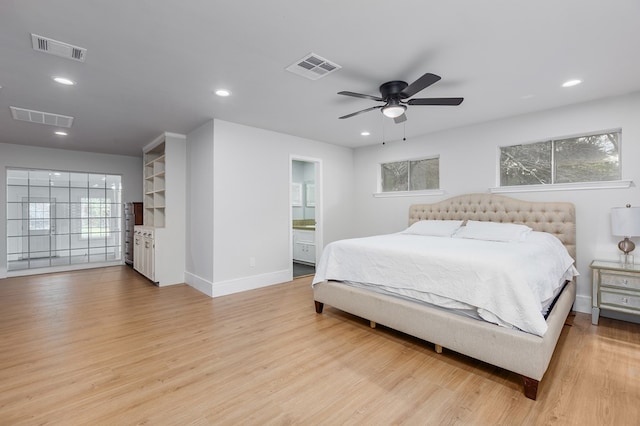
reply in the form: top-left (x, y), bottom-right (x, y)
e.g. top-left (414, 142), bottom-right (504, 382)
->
top-left (562, 79), bottom-right (582, 88)
top-left (53, 76), bottom-right (76, 86)
top-left (54, 131), bottom-right (68, 136)
top-left (361, 131), bottom-right (370, 136)
top-left (215, 89), bottom-right (231, 97)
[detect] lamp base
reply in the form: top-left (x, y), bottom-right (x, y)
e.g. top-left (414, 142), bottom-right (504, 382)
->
top-left (618, 238), bottom-right (636, 266)
top-left (618, 237), bottom-right (636, 255)
top-left (620, 253), bottom-right (635, 266)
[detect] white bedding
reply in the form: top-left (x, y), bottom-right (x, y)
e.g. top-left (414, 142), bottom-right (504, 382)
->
top-left (312, 231), bottom-right (577, 336)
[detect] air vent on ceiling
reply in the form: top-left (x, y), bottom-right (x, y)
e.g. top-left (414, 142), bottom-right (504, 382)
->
top-left (31, 33), bottom-right (87, 62)
top-left (286, 53), bottom-right (341, 80)
top-left (10, 106), bottom-right (74, 128)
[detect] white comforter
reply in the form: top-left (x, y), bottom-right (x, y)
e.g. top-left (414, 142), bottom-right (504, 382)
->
top-left (312, 231), bottom-right (577, 336)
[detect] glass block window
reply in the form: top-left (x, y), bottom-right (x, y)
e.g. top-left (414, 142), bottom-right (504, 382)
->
top-left (6, 169), bottom-right (122, 271)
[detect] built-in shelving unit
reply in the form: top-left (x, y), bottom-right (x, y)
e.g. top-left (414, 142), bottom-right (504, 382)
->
top-left (143, 142), bottom-right (166, 227)
top-left (136, 132), bottom-right (186, 287)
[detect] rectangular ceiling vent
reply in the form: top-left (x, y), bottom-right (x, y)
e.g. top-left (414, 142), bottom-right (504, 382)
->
top-left (286, 53), bottom-right (341, 80)
top-left (31, 33), bottom-right (87, 62)
top-left (10, 106), bottom-right (74, 128)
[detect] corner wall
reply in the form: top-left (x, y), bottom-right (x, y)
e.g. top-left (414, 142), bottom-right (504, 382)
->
top-left (184, 119), bottom-right (355, 297)
top-left (185, 121), bottom-right (215, 295)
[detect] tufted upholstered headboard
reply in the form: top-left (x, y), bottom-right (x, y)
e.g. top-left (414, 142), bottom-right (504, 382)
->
top-left (409, 193), bottom-right (576, 261)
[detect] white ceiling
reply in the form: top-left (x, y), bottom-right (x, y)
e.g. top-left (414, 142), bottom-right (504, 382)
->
top-left (1, 1), bottom-right (639, 157)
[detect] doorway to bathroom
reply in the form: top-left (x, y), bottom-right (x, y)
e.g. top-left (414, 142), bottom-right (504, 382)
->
top-left (290, 157), bottom-right (321, 278)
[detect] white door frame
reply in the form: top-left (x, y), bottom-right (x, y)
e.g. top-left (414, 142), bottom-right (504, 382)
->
top-left (289, 155), bottom-right (323, 280)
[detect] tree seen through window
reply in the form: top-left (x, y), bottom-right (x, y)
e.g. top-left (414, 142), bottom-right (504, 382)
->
top-left (500, 131), bottom-right (620, 186)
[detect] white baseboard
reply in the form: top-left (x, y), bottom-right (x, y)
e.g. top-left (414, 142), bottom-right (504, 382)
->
top-left (573, 294), bottom-right (591, 314)
top-left (186, 269), bottom-right (292, 298)
top-left (184, 271), bottom-right (214, 297)
top-left (4, 261), bottom-right (123, 278)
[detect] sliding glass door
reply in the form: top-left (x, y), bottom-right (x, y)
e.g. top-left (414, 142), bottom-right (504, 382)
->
top-left (6, 169), bottom-right (122, 272)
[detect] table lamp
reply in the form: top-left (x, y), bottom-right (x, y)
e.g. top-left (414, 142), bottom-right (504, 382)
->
top-left (611, 204), bottom-right (640, 265)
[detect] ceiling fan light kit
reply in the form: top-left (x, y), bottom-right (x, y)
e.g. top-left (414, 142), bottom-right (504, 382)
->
top-left (382, 102), bottom-right (406, 118)
top-left (338, 72), bottom-right (463, 123)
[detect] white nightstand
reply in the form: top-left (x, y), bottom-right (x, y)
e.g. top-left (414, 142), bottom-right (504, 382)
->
top-left (590, 260), bottom-right (640, 325)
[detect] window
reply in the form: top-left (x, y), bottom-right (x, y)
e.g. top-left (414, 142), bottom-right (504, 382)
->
top-left (29, 202), bottom-right (51, 231)
top-left (6, 169), bottom-right (122, 272)
top-left (81, 198), bottom-right (112, 238)
top-left (380, 157), bottom-right (439, 192)
top-left (500, 131), bottom-right (620, 187)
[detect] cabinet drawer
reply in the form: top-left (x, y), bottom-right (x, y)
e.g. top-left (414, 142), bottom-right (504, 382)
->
top-left (601, 272), bottom-right (640, 290)
top-left (600, 290), bottom-right (640, 311)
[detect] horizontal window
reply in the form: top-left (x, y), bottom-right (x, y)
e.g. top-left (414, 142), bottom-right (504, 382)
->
top-left (380, 157), bottom-right (439, 193)
top-left (499, 130), bottom-right (621, 187)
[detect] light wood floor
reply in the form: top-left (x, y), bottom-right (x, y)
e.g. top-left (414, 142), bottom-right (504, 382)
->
top-left (1, 266), bottom-right (639, 425)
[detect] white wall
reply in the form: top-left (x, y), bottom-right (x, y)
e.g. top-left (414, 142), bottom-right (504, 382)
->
top-left (352, 91), bottom-right (640, 313)
top-left (185, 121), bottom-right (215, 293)
top-left (184, 119), bottom-right (355, 297)
top-left (0, 142), bottom-right (143, 278)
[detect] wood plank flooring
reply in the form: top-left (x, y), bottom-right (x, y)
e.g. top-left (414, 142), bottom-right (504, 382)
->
top-left (0, 266), bottom-right (639, 425)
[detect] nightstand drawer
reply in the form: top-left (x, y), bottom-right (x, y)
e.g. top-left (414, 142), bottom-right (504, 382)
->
top-left (590, 260), bottom-right (640, 325)
top-left (600, 290), bottom-right (640, 311)
top-left (601, 272), bottom-right (640, 290)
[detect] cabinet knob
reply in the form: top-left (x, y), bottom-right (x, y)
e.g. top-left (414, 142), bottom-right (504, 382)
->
top-left (622, 279), bottom-right (628, 285)
top-left (621, 297), bottom-right (629, 304)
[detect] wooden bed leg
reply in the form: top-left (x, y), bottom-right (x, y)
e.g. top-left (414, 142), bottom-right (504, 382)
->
top-left (369, 321), bottom-right (376, 329)
top-left (522, 376), bottom-right (539, 400)
top-left (434, 344), bottom-right (443, 354)
top-left (314, 301), bottom-right (324, 314)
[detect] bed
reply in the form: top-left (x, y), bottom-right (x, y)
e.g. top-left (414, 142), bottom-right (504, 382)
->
top-left (312, 193), bottom-right (576, 400)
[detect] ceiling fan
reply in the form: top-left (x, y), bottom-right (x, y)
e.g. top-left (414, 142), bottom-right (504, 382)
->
top-left (338, 72), bottom-right (463, 123)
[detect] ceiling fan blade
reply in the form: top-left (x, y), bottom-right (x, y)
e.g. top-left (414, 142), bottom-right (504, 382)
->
top-left (339, 105), bottom-right (382, 119)
top-left (407, 97), bottom-right (464, 106)
top-left (337, 91), bottom-right (384, 102)
top-left (400, 73), bottom-right (441, 98)
top-left (393, 113), bottom-right (407, 124)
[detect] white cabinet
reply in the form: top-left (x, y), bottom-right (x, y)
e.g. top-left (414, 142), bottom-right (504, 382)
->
top-left (133, 226), bottom-right (155, 282)
top-left (293, 229), bottom-right (316, 265)
top-left (133, 228), bottom-right (142, 271)
top-left (140, 132), bottom-right (186, 286)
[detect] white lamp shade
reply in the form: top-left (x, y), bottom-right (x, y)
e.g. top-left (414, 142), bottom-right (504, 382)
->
top-left (382, 104), bottom-right (406, 118)
top-left (611, 206), bottom-right (640, 237)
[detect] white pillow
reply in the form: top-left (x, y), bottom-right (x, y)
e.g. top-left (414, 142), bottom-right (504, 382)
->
top-left (401, 220), bottom-right (464, 237)
top-left (453, 220), bottom-right (532, 242)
